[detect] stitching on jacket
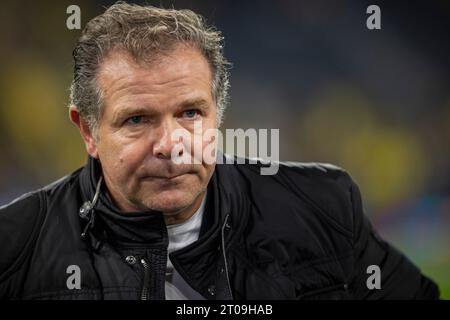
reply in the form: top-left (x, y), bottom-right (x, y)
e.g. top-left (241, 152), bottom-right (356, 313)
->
top-left (230, 248), bottom-right (291, 299)
top-left (288, 250), bottom-right (354, 273)
top-left (282, 171), bottom-right (354, 239)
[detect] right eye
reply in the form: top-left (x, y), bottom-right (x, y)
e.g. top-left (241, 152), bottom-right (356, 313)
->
top-left (126, 116), bottom-right (144, 125)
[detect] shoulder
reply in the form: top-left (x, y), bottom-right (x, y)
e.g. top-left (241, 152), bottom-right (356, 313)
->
top-left (0, 168), bottom-right (83, 281)
top-left (226, 156), bottom-right (359, 237)
top-left (0, 190), bottom-right (44, 282)
top-left (234, 156), bottom-right (355, 201)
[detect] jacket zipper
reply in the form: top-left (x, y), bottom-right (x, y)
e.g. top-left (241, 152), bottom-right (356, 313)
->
top-left (140, 258), bottom-right (150, 300)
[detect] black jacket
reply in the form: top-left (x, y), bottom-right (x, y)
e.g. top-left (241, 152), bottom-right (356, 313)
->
top-left (0, 155), bottom-right (440, 299)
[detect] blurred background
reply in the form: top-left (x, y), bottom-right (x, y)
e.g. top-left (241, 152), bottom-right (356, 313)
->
top-left (0, 0), bottom-right (448, 298)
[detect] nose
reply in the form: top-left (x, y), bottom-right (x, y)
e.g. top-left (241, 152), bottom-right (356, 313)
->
top-left (153, 119), bottom-right (182, 160)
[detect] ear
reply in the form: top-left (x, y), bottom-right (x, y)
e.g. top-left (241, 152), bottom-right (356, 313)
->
top-left (69, 105), bottom-right (99, 159)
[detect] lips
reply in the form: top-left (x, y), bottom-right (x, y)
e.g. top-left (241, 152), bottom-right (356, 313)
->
top-left (139, 165), bottom-right (196, 181)
top-left (153, 174), bottom-right (185, 179)
top-left (141, 172), bottom-right (191, 180)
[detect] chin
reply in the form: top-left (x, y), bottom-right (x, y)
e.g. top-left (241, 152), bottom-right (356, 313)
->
top-left (142, 189), bottom-right (197, 213)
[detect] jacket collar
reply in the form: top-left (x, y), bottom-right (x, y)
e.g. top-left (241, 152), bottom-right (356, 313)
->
top-left (78, 153), bottom-right (250, 299)
top-left (77, 153), bottom-right (250, 247)
top-left (168, 154), bottom-right (251, 299)
top-left (78, 156), bottom-right (167, 247)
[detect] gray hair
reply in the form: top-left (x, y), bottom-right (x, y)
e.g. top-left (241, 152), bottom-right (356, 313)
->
top-left (70, 2), bottom-right (231, 135)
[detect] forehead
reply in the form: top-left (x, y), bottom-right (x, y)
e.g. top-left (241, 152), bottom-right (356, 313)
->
top-left (96, 44), bottom-right (214, 110)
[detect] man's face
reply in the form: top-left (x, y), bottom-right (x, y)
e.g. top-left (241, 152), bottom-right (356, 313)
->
top-left (90, 44), bottom-right (217, 214)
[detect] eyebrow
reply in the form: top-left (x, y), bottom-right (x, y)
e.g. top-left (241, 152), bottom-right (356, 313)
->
top-left (177, 98), bottom-right (210, 110)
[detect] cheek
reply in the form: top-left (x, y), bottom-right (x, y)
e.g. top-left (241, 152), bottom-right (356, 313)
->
top-left (97, 136), bottom-right (148, 176)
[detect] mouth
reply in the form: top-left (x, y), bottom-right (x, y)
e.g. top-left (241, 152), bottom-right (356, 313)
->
top-left (142, 172), bottom-right (191, 181)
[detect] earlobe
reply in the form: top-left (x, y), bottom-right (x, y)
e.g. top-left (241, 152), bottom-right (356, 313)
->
top-left (69, 105), bottom-right (99, 159)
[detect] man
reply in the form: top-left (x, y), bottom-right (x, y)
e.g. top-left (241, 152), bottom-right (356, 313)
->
top-left (0, 3), bottom-right (439, 300)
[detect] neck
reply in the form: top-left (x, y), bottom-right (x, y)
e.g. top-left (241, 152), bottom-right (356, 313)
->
top-left (163, 191), bottom-right (206, 225)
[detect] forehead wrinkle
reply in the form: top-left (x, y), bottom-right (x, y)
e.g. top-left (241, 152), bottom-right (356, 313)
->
top-left (99, 45), bottom-right (212, 90)
top-left (97, 46), bottom-right (215, 120)
top-left (99, 60), bottom-right (208, 100)
top-left (101, 72), bottom-right (211, 112)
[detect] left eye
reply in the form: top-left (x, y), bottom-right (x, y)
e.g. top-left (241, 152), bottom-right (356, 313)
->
top-left (128, 116), bottom-right (143, 124)
top-left (182, 109), bottom-right (199, 118)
